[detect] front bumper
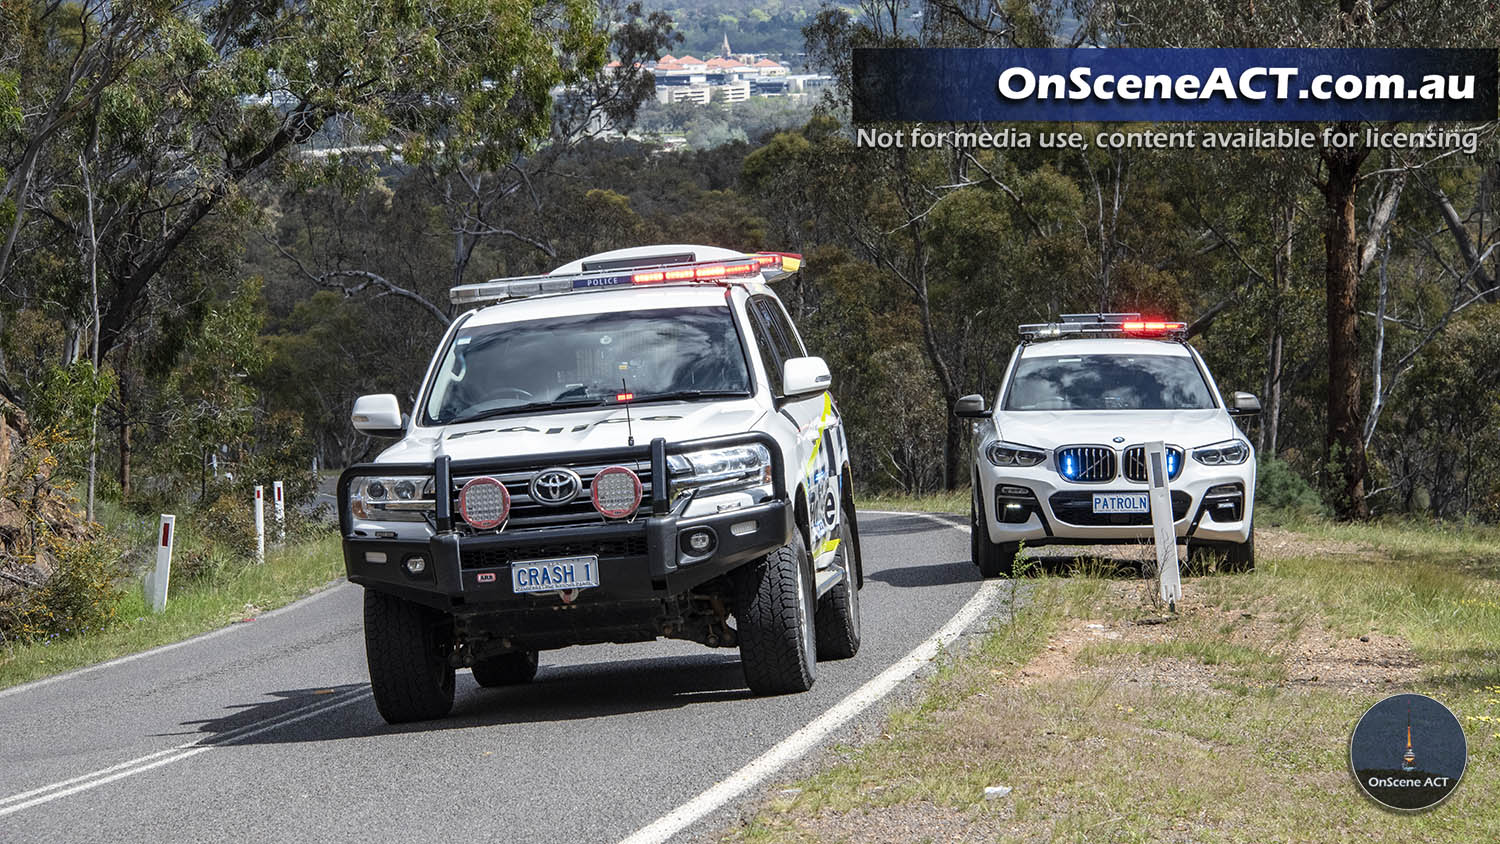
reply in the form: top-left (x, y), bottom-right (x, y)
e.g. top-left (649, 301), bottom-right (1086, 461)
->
top-left (338, 433), bottom-right (793, 637)
top-left (976, 459), bottom-right (1255, 547)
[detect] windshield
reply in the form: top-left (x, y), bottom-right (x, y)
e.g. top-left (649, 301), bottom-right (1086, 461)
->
top-left (1003, 353), bottom-right (1215, 411)
top-left (423, 306), bottom-right (752, 425)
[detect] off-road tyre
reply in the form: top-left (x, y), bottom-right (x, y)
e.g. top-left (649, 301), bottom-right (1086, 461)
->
top-left (471, 650), bottom-right (539, 687)
top-left (736, 540), bottom-right (818, 695)
top-left (815, 520), bottom-right (861, 660)
top-left (972, 485), bottom-right (1017, 578)
top-left (364, 590), bottom-right (456, 724)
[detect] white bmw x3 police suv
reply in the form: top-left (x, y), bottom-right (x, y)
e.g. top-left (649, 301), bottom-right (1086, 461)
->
top-left (957, 314), bottom-right (1260, 577)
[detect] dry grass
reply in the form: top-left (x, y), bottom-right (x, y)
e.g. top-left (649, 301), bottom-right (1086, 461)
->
top-left (721, 515), bottom-right (1500, 844)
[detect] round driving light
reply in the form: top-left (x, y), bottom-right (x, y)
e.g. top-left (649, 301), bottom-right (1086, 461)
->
top-left (403, 555), bottom-right (427, 575)
top-left (367, 480), bottom-right (387, 499)
top-left (395, 479), bottom-right (416, 500)
top-left (459, 477), bottom-right (510, 529)
top-left (592, 466), bottom-right (643, 519)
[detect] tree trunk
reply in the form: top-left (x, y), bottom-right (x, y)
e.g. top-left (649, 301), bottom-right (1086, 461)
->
top-left (117, 338), bottom-right (133, 499)
top-left (1321, 140), bottom-right (1370, 520)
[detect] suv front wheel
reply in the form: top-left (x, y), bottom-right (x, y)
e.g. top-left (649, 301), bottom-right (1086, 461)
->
top-left (971, 484), bottom-right (1017, 578)
top-left (364, 591), bottom-right (456, 723)
top-left (735, 539), bottom-right (818, 694)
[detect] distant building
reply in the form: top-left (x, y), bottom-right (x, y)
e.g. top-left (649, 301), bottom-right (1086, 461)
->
top-left (721, 33), bottom-right (732, 59)
top-left (716, 81), bottom-right (751, 103)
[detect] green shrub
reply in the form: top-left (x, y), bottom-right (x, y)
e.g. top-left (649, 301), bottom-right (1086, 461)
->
top-left (1255, 458), bottom-right (1326, 516)
top-left (0, 535), bottom-right (124, 644)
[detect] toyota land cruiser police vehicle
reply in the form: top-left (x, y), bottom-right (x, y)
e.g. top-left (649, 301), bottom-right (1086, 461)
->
top-left (339, 245), bottom-right (862, 723)
top-left (956, 314), bottom-right (1260, 577)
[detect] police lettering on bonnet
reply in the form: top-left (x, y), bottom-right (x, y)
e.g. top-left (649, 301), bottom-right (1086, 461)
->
top-left (957, 314), bottom-right (1259, 577)
top-left (338, 245), bottom-right (863, 724)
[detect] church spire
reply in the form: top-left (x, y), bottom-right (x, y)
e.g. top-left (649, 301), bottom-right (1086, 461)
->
top-left (721, 32), bottom-right (732, 59)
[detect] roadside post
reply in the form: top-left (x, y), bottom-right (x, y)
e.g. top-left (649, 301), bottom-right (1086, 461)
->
top-left (273, 480), bottom-right (286, 541)
top-left (144, 514), bottom-right (175, 612)
top-left (1145, 440), bottom-right (1182, 612)
top-left (254, 485), bottom-right (265, 564)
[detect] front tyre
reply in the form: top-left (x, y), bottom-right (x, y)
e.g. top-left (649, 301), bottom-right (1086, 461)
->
top-left (736, 540), bottom-right (818, 695)
top-left (1225, 526), bottom-right (1256, 572)
top-left (971, 484), bottom-right (1017, 578)
top-left (471, 650), bottom-right (539, 687)
top-left (815, 520), bottom-right (861, 660)
top-left (364, 590), bottom-right (456, 724)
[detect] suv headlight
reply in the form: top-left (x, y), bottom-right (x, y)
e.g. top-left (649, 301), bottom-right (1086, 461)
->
top-left (349, 475), bottom-right (435, 522)
top-left (668, 444), bottom-right (773, 497)
top-left (1191, 440), bottom-right (1250, 466)
top-left (985, 441), bottom-right (1046, 467)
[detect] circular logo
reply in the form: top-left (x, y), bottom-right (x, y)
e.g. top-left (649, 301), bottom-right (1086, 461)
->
top-left (529, 468), bottom-right (582, 506)
top-left (1112, 436), bottom-right (1125, 443)
top-left (1350, 693), bottom-right (1466, 812)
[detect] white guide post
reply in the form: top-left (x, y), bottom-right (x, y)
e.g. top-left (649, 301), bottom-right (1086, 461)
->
top-left (273, 480), bottom-right (286, 541)
top-left (254, 485), bottom-right (265, 564)
top-left (1145, 440), bottom-right (1182, 610)
top-left (145, 514), bottom-right (175, 612)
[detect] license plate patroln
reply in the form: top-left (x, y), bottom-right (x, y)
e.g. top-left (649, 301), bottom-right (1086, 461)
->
top-left (1092, 492), bottom-right (1149, 514)
top-left (510, 555), bottom-right (600, 594)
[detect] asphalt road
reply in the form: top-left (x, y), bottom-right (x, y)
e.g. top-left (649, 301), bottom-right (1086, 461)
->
top-left (0, 511), bottom-right (995, 844)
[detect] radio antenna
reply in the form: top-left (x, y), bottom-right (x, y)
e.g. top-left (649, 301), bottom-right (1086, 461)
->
top-left (618, 378), bottom-right (636, 446)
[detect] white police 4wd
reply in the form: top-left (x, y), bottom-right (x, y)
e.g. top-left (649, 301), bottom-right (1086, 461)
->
top-left (339, 245), bottom-right (863, 723)
top-left (957, 314), bottom-right (1260, 578)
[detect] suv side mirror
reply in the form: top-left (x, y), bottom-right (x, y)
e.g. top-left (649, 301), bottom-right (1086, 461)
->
top-left (1228, 392), bottom-right (1262, 416)
top-left (352, 394), bottom-right (406, 436)
top-left (783, 356), bottom-right (833, 397)
top-left (954, 394), bottom-right (990, 418)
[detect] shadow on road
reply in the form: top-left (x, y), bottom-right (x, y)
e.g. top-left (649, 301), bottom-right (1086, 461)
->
top-left (181, 653), bottom-right (755, 744)
top-left (857, 513), bottom-right (961, 537)
top-left (868, 559), bottom-right (981, 588)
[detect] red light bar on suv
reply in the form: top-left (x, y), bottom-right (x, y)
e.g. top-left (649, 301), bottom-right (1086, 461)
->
top-left (451, 252), bottom-right (803, 306)
top-left (1019, 313), bottom-right (1188, 342)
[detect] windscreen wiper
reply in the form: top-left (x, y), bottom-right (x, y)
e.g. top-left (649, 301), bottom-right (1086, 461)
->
top-left (628, 390), bottom-right (752, 404)
top-left (446, 396), bottom-right (608, 425)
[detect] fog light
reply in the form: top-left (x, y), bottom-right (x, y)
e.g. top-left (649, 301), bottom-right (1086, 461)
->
top-left (592, 466), bottom-right (643, 519)
top-left (680, 528), bottom-right (717, 557)
top-left (403, 555), bottom-right (427, 575)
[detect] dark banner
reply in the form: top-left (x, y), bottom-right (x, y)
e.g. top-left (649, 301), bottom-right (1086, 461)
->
top-left (852, 48), bottom-right (1498, 123)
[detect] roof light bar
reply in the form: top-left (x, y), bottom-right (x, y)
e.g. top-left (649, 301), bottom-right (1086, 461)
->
top-left (1019, 313), bottom-right (1188, 342)
top-left (450, 252), bottom-right (802, 306)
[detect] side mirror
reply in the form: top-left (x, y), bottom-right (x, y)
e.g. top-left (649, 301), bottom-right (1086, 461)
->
top-left (783, 356), bottom-right (833, 397)
top-left (1228, 392), bottom-right (1262, 416)
top-left (954, 394), bottom-right (990, 418)
top-left (352, 394), bottom-right (406, 436)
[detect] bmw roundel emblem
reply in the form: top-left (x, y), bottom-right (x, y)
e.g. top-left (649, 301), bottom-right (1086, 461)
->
top-left (1112, 436), bottom-right (1126, 443)
top-left (530, 468), bottom-right (582, 506)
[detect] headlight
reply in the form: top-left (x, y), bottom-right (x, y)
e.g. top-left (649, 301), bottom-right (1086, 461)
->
top-left (984, 441), bottom-right (1046, 467)
top-left (349, 475), bottom-right (435, 522)
top-left (669, 444), bottom-right (773, 497)
top-left (1191, 440), bottom-right (1250, 466)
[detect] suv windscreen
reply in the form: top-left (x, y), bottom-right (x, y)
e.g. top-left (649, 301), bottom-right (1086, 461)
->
top-left (1003, 353), bottom-right (1215, 411)
top-left (424, 307), bottom-right (752, 425)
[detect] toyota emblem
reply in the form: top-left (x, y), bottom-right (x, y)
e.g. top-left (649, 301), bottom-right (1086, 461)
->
top-left (529, 468), bottom-right (582, 506)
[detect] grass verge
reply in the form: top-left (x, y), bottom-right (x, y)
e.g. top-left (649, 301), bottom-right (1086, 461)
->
top-left (0, 533), bottom-right (343, 691)
top-left (726, 513), bottom-right (1500, 843)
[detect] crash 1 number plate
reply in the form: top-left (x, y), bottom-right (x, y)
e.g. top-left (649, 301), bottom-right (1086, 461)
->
top-left (1092, 493), bottom-right (1149, 514)
top-left (511, 555), bottom-right (599, 594)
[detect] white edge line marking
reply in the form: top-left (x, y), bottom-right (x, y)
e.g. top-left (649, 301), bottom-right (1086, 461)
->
top-left (0, 579), bottom-right (350, 701)
top-left (619, 511), bottom-right (994, 844)
top-left (0, 688), bottom-right (371, 818)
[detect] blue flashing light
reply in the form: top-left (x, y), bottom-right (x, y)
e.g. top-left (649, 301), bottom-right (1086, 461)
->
top-left (1167, 450), bottom-right (1179, 478)
top-left (1062, 454), bottom-right (1077, 479)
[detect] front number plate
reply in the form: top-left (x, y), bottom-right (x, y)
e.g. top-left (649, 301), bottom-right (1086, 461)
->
top-left (511, 555), bottom-right (600, 594)
top-left (1092, 493), bottom-right (1149, 514)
